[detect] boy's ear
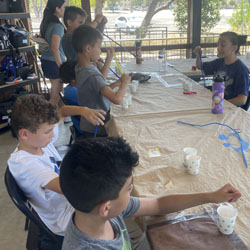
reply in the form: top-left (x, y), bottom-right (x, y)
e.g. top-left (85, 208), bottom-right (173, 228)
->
top-left (18, 128), bottom-right (30, 140)
top-left (232, 45), bottom-right (238, 54)
top-left (84, 44), bottom-right (92, 53)
top-left (98, 201), bottom-right (111, 217)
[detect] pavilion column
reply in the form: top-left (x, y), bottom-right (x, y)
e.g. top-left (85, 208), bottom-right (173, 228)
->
top-left (187, 0), bottom-right (202, 58)
top-left (81, 0), bottom-right (92, 23)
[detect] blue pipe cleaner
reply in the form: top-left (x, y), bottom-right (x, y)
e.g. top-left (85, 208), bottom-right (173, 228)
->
top-left (94, 125), bottom-right (98, 138)
top-left (177, 121), bottom-right (248, 168)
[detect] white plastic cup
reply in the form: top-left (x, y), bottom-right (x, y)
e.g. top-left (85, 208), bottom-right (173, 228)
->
top-left (217, 205), bottom-right (238, 235)
top-left (127, 95), bottom-right (132, 105)
top-left (122, 98), bottom-right (129, 110)
top-left (124, 94), bottom-right (132, 105)
top-left (246, 53), bottom-right (250, 59)
top-left (130, 84), bottom-right (137, 94)
top-left (186, 154), bottom-right (201, 175)
top-left (132, 80), bottom-right (139, 89)
top-left (183, 147), bottom-right (197, 166)
top-left (183, 82), bottom-right (192, 92)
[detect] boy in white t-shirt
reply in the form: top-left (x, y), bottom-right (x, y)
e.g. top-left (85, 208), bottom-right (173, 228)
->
top-left (7, 94), bottom-right (106, 250)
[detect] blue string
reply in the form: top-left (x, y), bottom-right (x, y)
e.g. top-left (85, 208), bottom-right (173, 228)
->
top-left (94, 125), bottom-right (98, 138)
top-left (109, 67), bottom-right (120, 79)
top-left (199, 51), bottom-right (206, 88)
top-left (177, 121), bottom-right (248, 168)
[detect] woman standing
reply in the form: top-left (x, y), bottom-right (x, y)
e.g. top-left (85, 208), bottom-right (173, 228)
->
top-left (40, 0), bottom-right (66, 105)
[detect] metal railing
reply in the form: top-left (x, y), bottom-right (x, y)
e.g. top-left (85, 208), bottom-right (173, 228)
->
top-left (31, 25), bottom-right (250, 62)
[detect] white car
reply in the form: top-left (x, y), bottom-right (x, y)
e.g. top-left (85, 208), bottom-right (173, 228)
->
top-left (115, 16), bottom-right (143, 32)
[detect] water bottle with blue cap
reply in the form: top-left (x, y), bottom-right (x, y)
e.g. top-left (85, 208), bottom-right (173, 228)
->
top-left (158, 48), bottom-right (166, 71)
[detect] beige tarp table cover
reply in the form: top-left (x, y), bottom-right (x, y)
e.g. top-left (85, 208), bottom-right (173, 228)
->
top-left (106, 61), bottom-right (250, 247)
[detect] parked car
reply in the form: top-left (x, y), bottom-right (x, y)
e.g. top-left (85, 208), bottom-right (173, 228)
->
top-left (115, 15), bottom-right (143, 33)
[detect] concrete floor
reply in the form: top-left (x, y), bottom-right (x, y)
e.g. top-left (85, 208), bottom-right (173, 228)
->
top-left (0, 122), bottom-right (71, 250)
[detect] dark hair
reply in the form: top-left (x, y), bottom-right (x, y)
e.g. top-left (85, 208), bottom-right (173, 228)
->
top-left (59, 60), bottom-right (77, 83)
top-left (40, 0), bottom-right (65, 38)
top-left (11, 94), bottom-right (59, 136)
top-left (72, 24), bottom-right (102, 53)
top-left (60, 137), bottom-right (139, 212)
top-left (63, 6), bottom-right (87, 28)
top-left (220, 31), bottom-right (247, 54)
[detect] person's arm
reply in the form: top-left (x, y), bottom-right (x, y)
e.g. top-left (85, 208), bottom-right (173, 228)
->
top-left (58, 106), bottom-right (106, 125)
top-left (101, 74), bottom-right (130, 105)
top-left (43, 177), bottom-right (62, 194)
top-left (134, 183), bottom-right (242, 217)
top-left (50, 34), bottom-right (62, 67)
top-left (100, 48), bottom-right (114, 79)
top-left (90, 14), bottom-right (104, 28)
top-left (193, 46), bottom-right (202, 70)
top-left (227, 94), bottom-right (247, 106)
top-left (109, 79), bottom-right (121, 89)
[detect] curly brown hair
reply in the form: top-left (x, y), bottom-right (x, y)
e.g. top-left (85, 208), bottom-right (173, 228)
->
top-left (11, 94), bottom-right (59, 136)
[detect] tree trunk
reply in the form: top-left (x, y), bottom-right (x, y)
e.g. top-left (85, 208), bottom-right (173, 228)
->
top-left (136, 0), bottom-right (173, 39)
top-left (30, 0), bottom-right (45, 18)
top-left (95, 0), bottom-right (104, 16)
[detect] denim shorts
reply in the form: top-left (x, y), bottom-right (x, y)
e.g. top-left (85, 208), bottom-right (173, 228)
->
top-left (41, 59), bottom-right (59, 79)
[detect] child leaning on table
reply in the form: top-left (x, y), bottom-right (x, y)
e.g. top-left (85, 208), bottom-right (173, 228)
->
top-left (194, 31), bottom-right (249, 107)
top-left (60, 136), bottom-right (242, 250)
top-left (70, 24), bottom-right (131, 138)
top-left (7, 94), bottom-right (106, 250)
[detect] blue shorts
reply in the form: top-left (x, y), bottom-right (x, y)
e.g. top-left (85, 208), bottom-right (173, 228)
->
top-left (41, 59), bottom-right (59, 79)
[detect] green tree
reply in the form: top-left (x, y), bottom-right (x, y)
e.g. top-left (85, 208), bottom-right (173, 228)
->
top-left (68, 0), bottom-right (82, 6)
top-left (229, 0), bottom-right (250, 33)
top-left (29, 0), bottom-right (46, 18)
top-left (173, 0), bottom-right (222, 32)
top-left (136, 0), bottom-right (173, 38)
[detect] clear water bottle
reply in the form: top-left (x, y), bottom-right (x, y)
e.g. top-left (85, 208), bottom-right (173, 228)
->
top-left (158, 49), bottom-right (166, 71)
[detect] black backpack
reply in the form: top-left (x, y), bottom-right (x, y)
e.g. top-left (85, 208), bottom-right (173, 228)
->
top-left (10, 0), bottom-right (25, 13)
top-left (0, 26), bottom-right (12, 50)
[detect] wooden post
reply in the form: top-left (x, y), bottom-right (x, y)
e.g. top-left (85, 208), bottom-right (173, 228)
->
top-left (81, 0), bottom-right (92, 23)
top-left (186, 0), bottom-right (191, 58)
top-left (189, 0), bottom-right (202, 58)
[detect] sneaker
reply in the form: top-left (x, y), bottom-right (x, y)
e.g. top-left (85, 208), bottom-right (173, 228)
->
top-left (27, 73), bottom-right (38, 79)
top-left (6, 76), bottom-right (23, 84)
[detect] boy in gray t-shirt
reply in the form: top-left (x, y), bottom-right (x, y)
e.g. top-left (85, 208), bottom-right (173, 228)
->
top-left (71, 25), bottom-right (131, 137)
top-left (62, 6), bottom-right (107, 61)
top-left (60, 137), bottom-right (241, 250)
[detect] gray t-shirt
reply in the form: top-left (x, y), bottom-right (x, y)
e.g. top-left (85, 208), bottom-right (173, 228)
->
top-left (62, 197), bottom-right (140, 250)
top-left (62, 33), bottom-right (77, 61)
top-left (41, 22), bottom-right (66, 63)
top-left (76, 65), bottom-right (112, 135)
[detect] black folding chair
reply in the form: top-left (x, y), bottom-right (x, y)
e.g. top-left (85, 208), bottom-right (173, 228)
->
top-left (4, 166), bottom-right (63, 250)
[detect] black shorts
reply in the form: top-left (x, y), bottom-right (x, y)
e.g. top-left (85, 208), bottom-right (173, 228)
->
top-left (41, 59), bottom-right (59, 79)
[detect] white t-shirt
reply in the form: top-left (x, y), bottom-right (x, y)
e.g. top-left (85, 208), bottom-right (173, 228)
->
top-left (8, 132), bottom-right (74, 236)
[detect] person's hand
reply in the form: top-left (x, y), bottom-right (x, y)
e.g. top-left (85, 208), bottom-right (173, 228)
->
top-left (106, 48), bottom-right (114, 61)
top-left (120, 74), bottom-right (131, 85)
top-left (193, 46), bottom-right (202, 57)
top-left (210, 183), bottom-right (242, 203)
top-left (81, 108), bottom-right (106, 126)
top-left (96, 58), bottom-right (104, 71)
top-left (94, 14), bottom-right (104, 24)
